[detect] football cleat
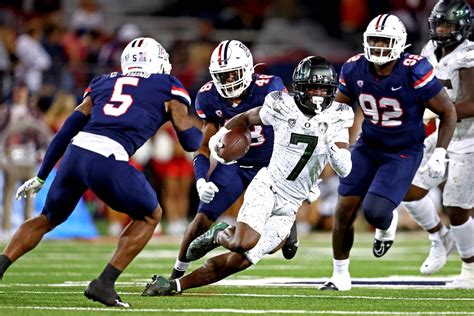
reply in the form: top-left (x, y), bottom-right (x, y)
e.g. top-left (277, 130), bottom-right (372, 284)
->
top-left (446, 262), bottom-right (474, 289)
top-left (420, 230), bottom-right (456, 275)
top-left (373, 210), bottom-right (398, 258)
top-left (186, 222), bottom-right (229, 261)
top-left (282, 221), bottom-right (299, 260)
top-left (319, 274), bottom-right (352, 291)
top-left (142, 275), bottom-right (180, 296)
top-left (84, 279), bottom-right (130, 307)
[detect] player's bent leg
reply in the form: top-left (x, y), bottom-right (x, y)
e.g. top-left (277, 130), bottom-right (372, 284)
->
top-left (362, 193), bottom-right (398, 257)
top-left (0, 214), bottom-right (55, 279)
top-left (170, 213), bottom-right (214, 279)
top-left (143, 252), bottom-right (252, 296)
top-left (85, 207), bottom-right (161, 307)
top-left (186, 222), bottom-right (230, 261)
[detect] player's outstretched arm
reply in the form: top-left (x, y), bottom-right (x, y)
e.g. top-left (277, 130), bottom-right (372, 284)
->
top-left (454, 67), bottom-right (474, 120)
top-left (166, 99), bottom-right (203, 152)
top-left (16, 97), bottom-right (92, 199)
top-left (36, 96), bottom-right (92, 181)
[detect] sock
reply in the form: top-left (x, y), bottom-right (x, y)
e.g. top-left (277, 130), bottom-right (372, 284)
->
top-left (428, 225), bottom-right (448, 242)
top-left (451, 217), bottom-right (474, 260)
top-left (333, 258), bottom-right (350, 276)
top-left (98, 263), bottom-right (122, 285)
top-left (403, 197), bottom-right (440, 231)
top-left (173, 259), bottom-right (190, 272)
top-left (174, 278), bottom-right (182, 292)
top-left (0, 255), bottom-right (13, 279)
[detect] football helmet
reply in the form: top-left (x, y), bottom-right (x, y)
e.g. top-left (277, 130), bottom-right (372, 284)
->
top-left (363, 14), bottom-right (409, 65)
top-left (428, 0), bottom-right (472, 47)
top-left (121, 37), bottom-right (172, 74)
top-left (209, 40), bottom-right (254, 98)
top-left (292, 56), bottom-right (337, 115)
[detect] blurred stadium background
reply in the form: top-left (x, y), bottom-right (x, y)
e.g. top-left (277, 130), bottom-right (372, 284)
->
top-left (0, 0), bottom-right (468, 240)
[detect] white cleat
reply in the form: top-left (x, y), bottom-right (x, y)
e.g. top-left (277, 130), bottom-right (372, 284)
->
top-left (446, 262), bottom-right (474, 289)
top-left (319, 273), bottom-right (352, 291)
top-left (373, 210), bottom-right (398, 258)
top-left (420, 230), bottom-right (456, 275)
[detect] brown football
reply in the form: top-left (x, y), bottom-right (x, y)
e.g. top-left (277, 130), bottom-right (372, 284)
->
top-left (217, 127), bottom-right (252, 162)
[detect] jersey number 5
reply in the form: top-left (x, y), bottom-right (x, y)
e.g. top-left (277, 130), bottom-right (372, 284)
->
top-left (103, 77), bottom-right (140, 117)
top-left (286, 133), bottom-right (318, 181)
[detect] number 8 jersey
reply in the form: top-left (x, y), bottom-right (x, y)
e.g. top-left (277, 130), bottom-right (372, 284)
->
top-left (338, 53), bottom-right (443, 149)
top-left (82, 72), bottom-right (191, 156)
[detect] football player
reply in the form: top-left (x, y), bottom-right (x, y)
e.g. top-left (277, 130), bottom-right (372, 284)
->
top-left (402, 0), bottom-right (474, 288)
top-left (142, 56), bottom-right (354, 296)
top-left (319, 14), bottom-right (457, 291)
top-left (0, 37), bottom-right (202, 307)
top-left (168, 40), bottom-right (293, 280)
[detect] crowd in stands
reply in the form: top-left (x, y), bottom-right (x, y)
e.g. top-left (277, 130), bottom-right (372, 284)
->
top-left (0, 0), bottom-right (450, 238)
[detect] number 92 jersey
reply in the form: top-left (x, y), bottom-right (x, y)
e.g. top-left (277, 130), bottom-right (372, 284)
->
top-left (339, 53), bottom-right (443, 150)
top-left (195, 73), bottom-right (286, 167)
top-left (82, 72), bottom-right (191, 156)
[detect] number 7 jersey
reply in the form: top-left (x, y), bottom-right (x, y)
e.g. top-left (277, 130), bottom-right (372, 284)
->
top-left (259, 91), bottom-right (353, 202)
top-left (338, 53), bottom-right (443, 149)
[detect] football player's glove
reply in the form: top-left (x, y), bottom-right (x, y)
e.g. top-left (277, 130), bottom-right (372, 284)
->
top-left (208, 127), bottom-right (236, 165)
top-left (196, 178), bottom-right (219, 204)
top-left (15, 176), bottom-right (44, 200)
top-left (423, 147), bottom-right (448, 179)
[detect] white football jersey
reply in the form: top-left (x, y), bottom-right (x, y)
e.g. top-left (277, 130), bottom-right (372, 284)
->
top-left (259, 91), bottom-right (352, 202)
top-left (421, 39), bottom-right (474, 153)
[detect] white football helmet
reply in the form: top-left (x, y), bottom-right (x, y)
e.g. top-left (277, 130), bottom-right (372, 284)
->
top-left (121, 37), bottom-right (172, 74)
top-left (363, 14), bottom-right (410, 65)
top-left (209, 40), bottom-right (254, 98)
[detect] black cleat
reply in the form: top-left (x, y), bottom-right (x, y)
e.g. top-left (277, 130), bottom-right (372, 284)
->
top-left (186, 222), bottom-right (229, 261)
top-left (319, 281), bottom-right (339, 291)
top-left (84, 279), bottom-right (130, 307)
top-left (282, 222), bottom-right (298, 260)
top-left (170, 268), bottom-right (185, 280)
top-left (373, 239), bottom-right (394, 258)
top-left (142, 275), bottom-right (180, 296)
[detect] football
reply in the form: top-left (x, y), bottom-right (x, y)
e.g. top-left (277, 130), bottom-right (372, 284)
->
top-left (217, 127), bottom-right (252, 162)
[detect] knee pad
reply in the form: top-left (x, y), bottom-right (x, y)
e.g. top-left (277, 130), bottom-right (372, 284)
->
top-left (363, 193), bottom-right (397, 230)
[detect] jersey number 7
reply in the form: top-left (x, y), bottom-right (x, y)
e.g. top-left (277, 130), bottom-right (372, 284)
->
top-left (286, 133), bottom-right (318, 181)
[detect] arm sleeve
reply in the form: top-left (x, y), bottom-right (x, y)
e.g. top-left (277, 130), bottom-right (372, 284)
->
top-left (37, 111), bottom-right (90, 180)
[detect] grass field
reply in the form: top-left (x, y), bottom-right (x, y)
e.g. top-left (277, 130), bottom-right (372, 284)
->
top-left (0, 231), bottom-right (472, 315)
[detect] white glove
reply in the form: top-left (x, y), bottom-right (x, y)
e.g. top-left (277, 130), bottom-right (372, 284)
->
top-left (196, 178), bottom-right (219, 203)
top-left (423, 147), bottom-right (448, 179)
top-left (208, 127), bottom-right (237, 165)
top-left (16, 176), bottom-right (44, 200)
top-left (306, 179), bottom-right (322, 204)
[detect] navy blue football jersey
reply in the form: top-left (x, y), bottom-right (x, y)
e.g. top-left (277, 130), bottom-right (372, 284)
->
top-left (338, 53), bottom-right (443, 149)
top-left (195, 74), bottom-right (286, 167)
top-left (82, 72), bottom-right (191, 156)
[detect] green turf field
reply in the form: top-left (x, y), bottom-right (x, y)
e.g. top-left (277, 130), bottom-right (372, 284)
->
top-left (0, 231), bottom-right (472, 315)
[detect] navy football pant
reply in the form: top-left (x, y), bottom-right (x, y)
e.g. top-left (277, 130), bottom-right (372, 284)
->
top-left (42, 145), bottom-right (159, 225)
top-left (338, 139), bottom-right (423, 228)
